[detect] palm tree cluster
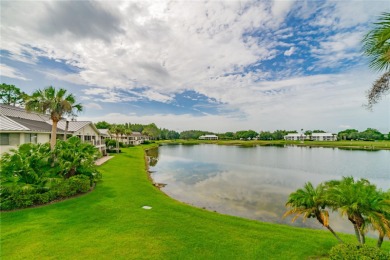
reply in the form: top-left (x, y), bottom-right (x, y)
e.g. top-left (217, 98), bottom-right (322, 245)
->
top-left (362, 12), bottom-right (390, 109)
top-left (108, 124), bottom-right (132, 153)
top-left (284, 177), bottom-right (390, 247)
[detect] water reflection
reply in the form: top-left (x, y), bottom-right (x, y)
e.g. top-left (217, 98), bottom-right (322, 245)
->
top-left (149, 144), bottom-right (390, 235)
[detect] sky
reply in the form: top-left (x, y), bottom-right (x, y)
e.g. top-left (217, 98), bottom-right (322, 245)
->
top-left (1, 0), bottom-right (389, 133)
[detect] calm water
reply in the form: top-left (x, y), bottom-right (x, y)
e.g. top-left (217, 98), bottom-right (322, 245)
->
top-left (148, 144), bottom-right (390, 234)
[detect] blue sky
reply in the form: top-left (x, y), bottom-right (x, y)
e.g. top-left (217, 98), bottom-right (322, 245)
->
top-left (1, 0), bottom-right (389, 133)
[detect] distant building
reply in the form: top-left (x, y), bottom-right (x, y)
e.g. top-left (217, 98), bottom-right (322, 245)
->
top-left (284, 133), bottom-right (306, 141)
top-left (310, 133), bottom-right (337, 141)
top-left (100, 129), bottom-right (149, 146)
top-left (199, 135), bottom-right (218, 140)
top-left (284, 132), bottom-right (337, 141)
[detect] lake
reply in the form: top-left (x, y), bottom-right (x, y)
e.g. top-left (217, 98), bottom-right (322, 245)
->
top-left (148, 144), bottom-right (390, 234)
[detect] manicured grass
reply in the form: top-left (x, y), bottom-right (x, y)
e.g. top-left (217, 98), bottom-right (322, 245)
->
top-left (160, 139), bottom-right (390, 150)
top-left (1, 146), bottom-right (388, 259)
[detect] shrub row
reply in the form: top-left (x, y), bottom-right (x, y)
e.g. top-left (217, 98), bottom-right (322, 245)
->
top-left (330, 243), bottom-right (390, 260)
top-left (0, 175), bottom-right (91, 210)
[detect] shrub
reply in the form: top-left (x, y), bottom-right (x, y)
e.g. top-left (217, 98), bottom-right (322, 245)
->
top-left (329, 243), bottom-right (390, 260)
top-left (0, 175), bottom-right (92, 210)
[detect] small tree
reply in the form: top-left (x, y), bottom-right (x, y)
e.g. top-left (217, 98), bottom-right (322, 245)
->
top-left (0, 83), bottom-right (27, 106)
top-left (284, 182), bottom-right (343, 243)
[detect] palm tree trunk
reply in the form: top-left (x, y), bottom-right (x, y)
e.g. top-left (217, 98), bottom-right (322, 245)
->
top-left (116, 134), bottom-right (119, 153)
top-left (377, 234), bottom-right (384, 248)
top-left (326, 225), bottom-right (344, 243)
top-left (51, 120), bottom-right (58, 150)
top-left (353, 224), bottom-right (362, 244)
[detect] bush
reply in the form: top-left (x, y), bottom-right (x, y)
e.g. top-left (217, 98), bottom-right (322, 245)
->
top-left (0, 175), bottom-right (92, 210)
top-left (329, 243), bottom-right (390, 260)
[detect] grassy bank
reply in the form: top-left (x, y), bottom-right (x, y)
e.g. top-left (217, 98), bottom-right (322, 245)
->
top-left (1, 146), bottom-right (388, 259)
top-left (159, 139), bottom-right (390, 150)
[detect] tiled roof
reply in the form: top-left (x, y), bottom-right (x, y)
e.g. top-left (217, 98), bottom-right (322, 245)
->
top-left (131, 132), bottom-right (143, 136)
top-left (0, 115), bottom-right (29, 131)
top-left (9, 116), bottom-right (59, 133)
top-left (98, 129), bottom-right (111, 136)
top-left (56, 121), bottom-right (92, 132)
top-left (0, 104), bottom-right (51, 121)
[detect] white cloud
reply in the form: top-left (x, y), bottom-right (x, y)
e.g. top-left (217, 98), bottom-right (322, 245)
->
top-left (284, 46), bottom-right (296, 56)
top-left (1, 1), bottom-right (389, 133)
top-left (0, 64), bottom-right (30, 81)
top-left (83, 102), bottom-right (103, 110)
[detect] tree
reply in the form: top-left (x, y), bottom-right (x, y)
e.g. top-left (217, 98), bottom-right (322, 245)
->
top-left (142, 123), bottom-right (161, 139)
top-left (0, 83), bottom-right (27, 106)
top-left (362, 12), bottom-right (390, 109)
top-left (284, 182), bottom-right (344, 243)
top-left (95, 121), bottom-right (111, 129)
top-left (338, 129), bottom-right (359, 140)
top-left (25, 86), bottom-right (83, 150)
top-left (325, 177), bottom-right (390, 245)
top-left (109, 124), bottom-right (125, 153)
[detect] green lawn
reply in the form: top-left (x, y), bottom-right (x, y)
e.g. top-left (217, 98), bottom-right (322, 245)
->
top-left (1, 146), bottom-right (388, 259)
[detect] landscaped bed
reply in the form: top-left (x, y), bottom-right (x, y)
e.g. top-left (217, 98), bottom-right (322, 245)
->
top-left (1, 145), bottom-right (388, 259)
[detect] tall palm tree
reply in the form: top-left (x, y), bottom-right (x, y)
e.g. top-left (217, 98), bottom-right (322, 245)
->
top-left (109, 124), bottom-right (125, 153)
top-left (284, 182), bottom-right (343, 243)
top-left (25, 86), bottom-right (83, 150)
top-left (325, 177), bottom-right (390, 245)
top-left (362, 12), bottom-right (390, 109)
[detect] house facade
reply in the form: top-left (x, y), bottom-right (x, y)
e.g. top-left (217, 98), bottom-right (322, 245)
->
top-left (0, 104), bottom-right (106, 155)
top-left (99, 129), bottom-right (149, 146)
top-left (284, 133), bottom-right (306, 141)
top-left (310, 133), bottom-right (337, 141)
top-left (199, 135), bottom-right (218, 140)
top-left (284, 132), bottom-right (337, 141)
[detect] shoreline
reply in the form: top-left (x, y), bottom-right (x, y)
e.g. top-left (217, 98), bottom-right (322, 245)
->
top-left (157, 139), bottom-right (390, 150)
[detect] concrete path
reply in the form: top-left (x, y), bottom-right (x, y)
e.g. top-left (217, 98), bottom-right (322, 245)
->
top-left (95, 156), bottom-right (114, 166)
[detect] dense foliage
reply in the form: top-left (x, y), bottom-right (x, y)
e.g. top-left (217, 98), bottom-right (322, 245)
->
top-left (285, 177), bottom-right (390, 247)
top-left (0, 83), bottom-right (27, 106)
top-left (338, 128), bottom-right (386, 140)
top-left (329, 243), bottom-right (390, 260)
top-left (0, 137), bottom-right (100, 210)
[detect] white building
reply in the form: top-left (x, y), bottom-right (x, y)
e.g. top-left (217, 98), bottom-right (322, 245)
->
top-left (199, 135), bottom-right (218, 140)
top-left (284, 133), bottom-right (306, 141)
top-left (284, 132), bottom-right (337, 141)
top-left (310, 133), bottom-right (337, 141)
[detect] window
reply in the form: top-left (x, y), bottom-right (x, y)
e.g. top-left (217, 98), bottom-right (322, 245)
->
top-left (25, 133), bottom-right (38, 144)
top-left (0, 133), bottom-right (9, 145)
top-left (0, 133), bottom-right (20, 145)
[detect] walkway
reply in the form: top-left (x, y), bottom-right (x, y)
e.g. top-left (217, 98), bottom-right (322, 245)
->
top-left (95, 155), bottom-right (114, 166)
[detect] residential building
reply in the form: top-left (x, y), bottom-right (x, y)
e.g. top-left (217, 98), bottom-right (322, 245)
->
top-left (284, 132), bottom-right (337, 141)
top-left (99, 129), bottom-right (149, 146)
top-left (310, 133), bottom-right (337, 141)
top-left (199, 135), bottom-right (218, 140)
top-left (284, 133), bottom-right (306, 141)
top-left (0, 104), bottom-right (106, 155)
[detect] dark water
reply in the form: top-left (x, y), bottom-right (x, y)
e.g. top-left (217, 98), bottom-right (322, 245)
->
top-left (148, 144), bottom-right (390, 235)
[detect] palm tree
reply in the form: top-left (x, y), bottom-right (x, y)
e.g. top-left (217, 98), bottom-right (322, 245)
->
top-left (109, 124), bottom-right (125, 153)
top-left (362, 12), bottom-right (390, 109)
top-left (364, 190), bottom-right (390, 248)
top-left (284, 182), bottom-right (343, 243)
top-left (325, 177), bottom-right (390, 245)
top-left (25, 86), bottom-right (83, 150)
